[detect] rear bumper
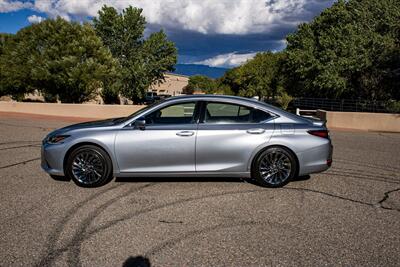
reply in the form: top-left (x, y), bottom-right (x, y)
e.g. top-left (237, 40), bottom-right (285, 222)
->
top-left (297, 141), bottom-right (333, 176)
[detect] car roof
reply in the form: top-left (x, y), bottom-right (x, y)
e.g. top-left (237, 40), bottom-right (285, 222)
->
top-left (168, 94), bottom-right (249, 100)
top-left (164, 94), bottom-right (306, 122)
top-left (166, 94), bottom-right (264, 107)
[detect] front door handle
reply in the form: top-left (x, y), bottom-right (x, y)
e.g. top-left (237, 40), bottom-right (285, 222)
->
top-left (247, 128), bottom-right (265, 134)
top-left (176, 131), bottom-right (195, 137)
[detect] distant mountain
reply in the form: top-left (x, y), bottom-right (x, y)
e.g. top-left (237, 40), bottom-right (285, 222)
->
top-left (173, 64), bottom-right (229, 79)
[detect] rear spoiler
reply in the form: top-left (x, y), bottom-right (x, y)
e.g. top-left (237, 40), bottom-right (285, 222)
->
top-left (303, 117), bottom-right (327, 127)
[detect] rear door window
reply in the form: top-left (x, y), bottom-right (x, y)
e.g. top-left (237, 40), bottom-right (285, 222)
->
top-left (204, 102), bottom-right (271, 124)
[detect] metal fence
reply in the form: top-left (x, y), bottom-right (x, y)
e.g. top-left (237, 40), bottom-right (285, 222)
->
top-left (291, 98), bottom-right (399, 113)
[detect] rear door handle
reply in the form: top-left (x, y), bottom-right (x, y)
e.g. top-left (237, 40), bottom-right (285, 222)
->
top-left (247, 128), bottom-right (265, 134)
top-left (176, 131), bottom-right (195, 137)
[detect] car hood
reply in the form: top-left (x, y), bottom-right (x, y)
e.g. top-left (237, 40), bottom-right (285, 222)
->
top-left (49, 117), bottom-right (126, 136)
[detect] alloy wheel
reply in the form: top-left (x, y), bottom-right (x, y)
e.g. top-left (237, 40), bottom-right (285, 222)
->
top-left (71, 150), bottom-right (105, 185)
top-left (259, 150), bottom-right (292, 185)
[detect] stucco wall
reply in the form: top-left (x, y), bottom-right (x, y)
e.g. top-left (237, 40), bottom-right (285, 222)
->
top-left (317, 110), bottom-right (400, 132)
top-left (1, 102), bottom-right (399, 132)
top-left (149, 73), bottom-right (189, 96)
top-left (0, 102), bottom-right (145, 119)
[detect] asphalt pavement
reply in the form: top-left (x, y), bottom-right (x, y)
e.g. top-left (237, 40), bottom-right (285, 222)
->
top-left (0, 113), bottom-right (399, 266)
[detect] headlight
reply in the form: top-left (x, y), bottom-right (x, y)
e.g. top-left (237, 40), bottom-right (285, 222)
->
top-left (46, 135), bottom-right (70, 144)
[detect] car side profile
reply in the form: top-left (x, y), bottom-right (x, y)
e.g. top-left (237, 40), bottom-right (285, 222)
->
top-left (41, 95), bottom-right (333, 187)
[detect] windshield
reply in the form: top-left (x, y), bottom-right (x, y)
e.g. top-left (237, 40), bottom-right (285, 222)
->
top-left (115, 100), bottom-right (166, 124)
top-left (128, 100), bottom-right (164, 118)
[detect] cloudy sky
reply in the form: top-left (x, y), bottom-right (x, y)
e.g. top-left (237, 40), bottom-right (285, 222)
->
top-left (0, 0), bottom-right (335, 71)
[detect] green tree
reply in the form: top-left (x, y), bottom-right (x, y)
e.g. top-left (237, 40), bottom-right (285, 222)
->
top-left (0, 33), bottom-right (13, 55)
top-left (218, 67), bottom-right (242, 95)
top-left (284, 0), bottom-right (400, 100)
top-left (185, 75), bottom-right (217, 93)
top-left (238, 52), bottom-right (283, 99)
top-left (0, 33), bottom-right (16, 97)
top-left (218, 52), bottom-right (284, 100)
top-left (0, 18), bottom-right (118, 102)
top-left (93, 5), bottom-right (177, 103)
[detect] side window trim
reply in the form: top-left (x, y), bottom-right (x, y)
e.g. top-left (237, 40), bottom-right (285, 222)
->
top-left (198, 101), bottom-right (207, 124)
top-left (192, 101), bottom-right (202, 124)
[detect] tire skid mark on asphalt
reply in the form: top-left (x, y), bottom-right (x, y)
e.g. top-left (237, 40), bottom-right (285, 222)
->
top-left (87, 183), bottom-right (400, 239)
top-left (327, 159), bottom-right (400, 185)
top-left (34, 183), bottom-right (123, 267)
top-left (34, 180), bottom-right (400, 266)
top-left (144, 219), bottom-right (327, 262)
top-left (0, 121), bottom-right (53, 131)
top-left (284, 186), bottom-right (376, 206)
top-left (326, 171), bottom-right (400, 185)
top-left (74, 185), bottom-right (400, 263)
top-left (144, 221), bottom-right (273, 258)
top-left (62, 187), bottom-right (266, 267)
top-left (329, 167), bottom-right (399, 181)
top-left (35, 183), bottom-right (156, 267)
top-left (330, 165), bottom-right (399, 179)
top-left (25, 149), bottom-right (399, 265)
top-left (0, 144), bottom-right (41, 151)
top-left (335, 158), bottom-right (400, 172)
top-left (85, 188), bottom-right (266, 238)
top-left (65, 183), bottom-right (156, 267)
top-left (0, 140), bottom-right (39, 146)
top-left (285, 186), bottom-right (400, 212)
top-left (0, 157), bottom-right (40, 170)
top-left (326, 172), bottom-right (400, 184)
top-left (0, 145), bottom-right (44, 224)
top-left (334, 164), bottom-right (400, 179)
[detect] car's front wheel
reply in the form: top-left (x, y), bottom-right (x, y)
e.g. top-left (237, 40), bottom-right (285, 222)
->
top-left (252, 146), bottom-right (297, 187)
top-left (66, 145), bottom-right (113, 187)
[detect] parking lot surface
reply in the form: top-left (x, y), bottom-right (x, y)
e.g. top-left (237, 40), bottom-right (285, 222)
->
top-left (0, 113), bottom-right (399, 266)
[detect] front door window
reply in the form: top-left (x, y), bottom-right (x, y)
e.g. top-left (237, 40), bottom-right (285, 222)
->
top-left (145, 102), bottom-right (196, 125)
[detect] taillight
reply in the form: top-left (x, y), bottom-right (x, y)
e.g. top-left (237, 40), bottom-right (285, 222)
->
top-left (308, 130), bottom-right (329, 139)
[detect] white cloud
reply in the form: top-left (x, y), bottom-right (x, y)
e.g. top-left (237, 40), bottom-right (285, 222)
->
top-left (27, 14), bottom-right (45, 24)
top-left (15, 0), bottom-right (331, 35)
top-left (194, 52), bottom-right (258, 68)
top-left (0, 0), bottom-right (32, 12)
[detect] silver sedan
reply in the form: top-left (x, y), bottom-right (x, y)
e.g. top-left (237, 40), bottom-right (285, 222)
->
top-left (41, 95), bottom-right (333, 187)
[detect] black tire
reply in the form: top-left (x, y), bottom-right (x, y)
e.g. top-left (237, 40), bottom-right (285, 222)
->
top-left (66, 145), bottom-right (113, 187)
top-left (252, 146), bottom-right (297, 188)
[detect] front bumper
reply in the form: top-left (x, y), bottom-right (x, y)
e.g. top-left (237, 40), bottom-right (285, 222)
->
top-left (41, 143), bottom-right (66, 176)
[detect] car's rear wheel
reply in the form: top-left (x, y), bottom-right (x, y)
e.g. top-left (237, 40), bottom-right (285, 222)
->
top-left (252, 146), bottom-right (297, 187)
top-left (66, 145), bottom-right (113, 187)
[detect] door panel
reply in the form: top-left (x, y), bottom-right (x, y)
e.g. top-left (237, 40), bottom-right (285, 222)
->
top-left (196, 101), bottom-right (275, 173)
top-left (115, 125), bottom-right (196, 173)
top-left (195, 123), bottom-right (275, 172)
top-left (115, 101), bottom-right (198, 173)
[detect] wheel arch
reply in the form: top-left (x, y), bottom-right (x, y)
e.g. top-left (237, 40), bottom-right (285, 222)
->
top-left (63, 142), bottom-right (114, 174)
top-left (249, 144), bottom-right (300, 177)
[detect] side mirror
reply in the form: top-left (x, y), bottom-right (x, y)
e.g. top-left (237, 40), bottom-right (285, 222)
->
top-left (134, 118), bottom-right (146, 130)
